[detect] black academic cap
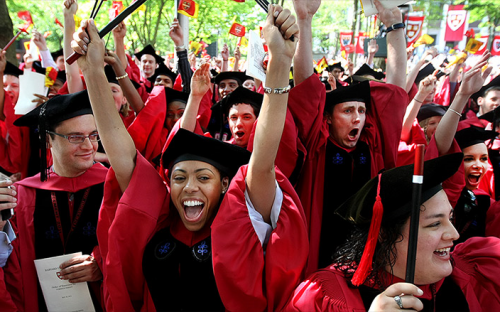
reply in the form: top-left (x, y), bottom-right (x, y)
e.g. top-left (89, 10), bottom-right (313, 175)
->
top-left (149, 62), bottom-right (178, 85)
top-left (214, 71), bottom-right (250, 85)
top-left (56, 70), bottom-right (66, 83)
top-left (32, 61), bottom-right (45, 75)
top-left (325, 80), bottom-right (371, 112)
top-left (51, 48), bottom-right (64, 60)
top-left (327, 62), bottom-right (345, 72)
top-left (216, 86), bottom-right (263, 116)
top-left (134, 44), bottom-right (165, 64)
top-left (336, 152), bottom-right (463, 227)
top-left (104, 65), bottom-right (119, 85)
top-left (353, 64), bottom-right (385, 80)
top-left (415, 63), bottom-right (436, 86)
top-left (164, 87), bottom-right (189, 105)
top-left (14, 90), bottom-right (93, 181)
top-left (471, 75), bottom-right (500, 104)
top-left (162, 128), bottom-right (251, 178)
top-left (417, 103), bottom-right (448, 122)
top-left (455, 125), bottom-right (498, 150)
top-left (3, 61), bottom-right (23, 77)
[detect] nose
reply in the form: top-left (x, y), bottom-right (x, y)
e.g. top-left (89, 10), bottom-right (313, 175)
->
top-left (184, 176), bottom-right (199, 193)
top-left (444, 221), bottom-right (460, 242)
top-left (353, 111), bottom-right (361, 124)
top-left (80, 136), bottom-right (94, 149)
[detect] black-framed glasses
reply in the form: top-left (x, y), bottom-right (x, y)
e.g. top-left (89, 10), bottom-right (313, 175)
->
top-left (47, 131), bottom-right (100, 144)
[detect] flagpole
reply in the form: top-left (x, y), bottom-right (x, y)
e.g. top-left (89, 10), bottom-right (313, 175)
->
top-left (3, 30), bottom-right (24, 51)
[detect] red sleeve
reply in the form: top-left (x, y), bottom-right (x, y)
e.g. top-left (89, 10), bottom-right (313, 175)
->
top-left (284, 269), bottom-right (365, 312)
top-left (451, 237), bottom-right (500, 311)
top-left (196, 88), bottom-right (214, 130)
top-left (212, 166), bottom-right (309, 312)
top-left (173, 74), bottom-right (183, 91)
top-left (479, 165), bottom-right (495, 199)
top-left (98, 153), bottom-right (169, 311)
top-left (397, 119), bottom-right (427, 167)
top-left (287, 74), bottom-right (328, 151)
top-left (57, 75), bottom-right (87, 95)
top-left (125, 54), bottom-right (141, 83)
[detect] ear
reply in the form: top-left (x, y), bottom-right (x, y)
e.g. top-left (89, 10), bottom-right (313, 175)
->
top-left (477, 97), bottom-right (484, 106)
top-left (325, 111), bottom-right (333, 125)
top-left (221, 177), bottom-right (229, 194)
top-left (46, 133), bottom-right (52, 149)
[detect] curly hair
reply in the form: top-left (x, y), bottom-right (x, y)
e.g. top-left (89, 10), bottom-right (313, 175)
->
top-left (332, 211), bottom-right (411, 290)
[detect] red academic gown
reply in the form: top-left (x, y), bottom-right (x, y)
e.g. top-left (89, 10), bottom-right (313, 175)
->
top-left (287, 75), bottom-right (408, 275)
top-left (0, 163), bottom-right (108, 311)
top-left (212, 165), bottom-right (309, 312)
top-left (284, 237), bottom-right (500, 312)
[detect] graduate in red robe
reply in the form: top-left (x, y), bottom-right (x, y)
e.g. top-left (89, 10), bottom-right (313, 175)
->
top-left (73, 10), bottom-right (306, 311)
top-left (0, 90), bottom-right (107, 311)
top-left (285, 153), bottom-right (500, 312)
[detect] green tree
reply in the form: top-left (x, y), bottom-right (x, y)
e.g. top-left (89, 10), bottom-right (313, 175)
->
top-left (0, 0), bottom-right (15, 63)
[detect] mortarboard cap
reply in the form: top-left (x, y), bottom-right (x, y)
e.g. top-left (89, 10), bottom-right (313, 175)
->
top-left (417, 103), bottom-right (448, 122)
top-left (56, 70), bottom-right (66, 83)
top-left (104, 65), bottom-right (119, 85)
top-left (415, 63), bottom-right (436, 86)
top-left (327, 62), bottom-right (345, 73)
top-left (3, 61), bottom-right (23, 77)
top-left (164, 87), bottom-right (189, 105)
top-left (471, 75), bottom-right (500, 104)
top-left (353, 64), bottom-right (385, 80)
top-left (455, 125), bottom-right (498, 150)
top-left (216, 86), bottom-right (263, 117)
top-left (325, 80), bottom-right (371, 112)
top-left (134, 44), bottom-right (165, 64)
top-left (214, 71), bottom-right (251, 85)
top-left (162, 128), bottom-right (251, 179)
top-left (14, 90), bottom-right (93, 181)
top-left (478, 105), bottom-right (500, 123)
top-left (149, 62), bottom-right (178, 85)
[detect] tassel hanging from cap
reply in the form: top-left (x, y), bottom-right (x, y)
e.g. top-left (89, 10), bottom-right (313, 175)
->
top-left (351, 173), bottom-right (384, 286)
top-left (38, 103), bottom-right (49, 182)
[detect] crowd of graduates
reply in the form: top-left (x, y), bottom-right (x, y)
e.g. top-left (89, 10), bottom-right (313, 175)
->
top-left (1, 0), bottom-right (500, 311)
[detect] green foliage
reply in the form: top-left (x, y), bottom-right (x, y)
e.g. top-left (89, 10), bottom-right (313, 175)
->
top-left (458, 0), bottom-right (500, 30)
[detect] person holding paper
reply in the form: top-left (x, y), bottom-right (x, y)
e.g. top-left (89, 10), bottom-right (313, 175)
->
top-left (0, 91), bottom-right (107, 311)
top-left (70, 4), bottom-right (305, 311)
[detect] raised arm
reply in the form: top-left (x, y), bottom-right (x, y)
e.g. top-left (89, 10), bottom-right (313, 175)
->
top-left (180, 63), bottom-right (210, 131)
top-left (170, 18), bottom-right (193, 93)
top-left (220, 44), bottom-right (229, 72)
top-left (401, 76), bottom-right (436, 141)
top-left (72, 20), bottom-right (136, 192)
top-left (104, 50), bottom-right (145, 113)
top-left (292, 0), bottom-right (320, 86)
top-left (375, 0), bottom-right (406, 89)
top-left (233, 46), bottom-right (241, 72)
top-left (63, 0), bottom-right (85, 93)
top-left (434, 50), bottom-right (492, 155)
top-left (405, 47), bottom-right (437, 93)
top-left (247, 4), bottom-right (298, 223)
top-left (112, 21), bottom-right (128, 69)
top-left (366, 39), bottom-right (379, 68)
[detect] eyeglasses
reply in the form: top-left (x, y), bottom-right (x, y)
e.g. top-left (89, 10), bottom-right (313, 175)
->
top-left (47, 131), bottom-right (100, 144)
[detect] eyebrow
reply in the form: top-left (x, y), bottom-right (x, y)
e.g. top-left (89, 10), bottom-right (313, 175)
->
top-left (173, 168), bottom-right (215, 174)
top-left (425, 213), bottom-right (446, 219)
top-left (65, 129), bottom-right (98, 135)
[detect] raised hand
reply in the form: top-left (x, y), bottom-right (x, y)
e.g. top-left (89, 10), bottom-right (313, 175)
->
top-left (375, 0), bottom-right (402, 27)
top-left (169, 18), bottom-right (184, 47)
top-left (459, 50), bottom-right (492, 96)
top-left (292, 0), bottom-right (321, 21)
top-left (263, 4), bottom-right (299, 61)
top-left (112, 21), bottom-right (127, 40)
top-left (63, 0), bottom-right (78, 16)
top-left (221, 43), bottom-right (229, 61)
top-left (234, 46), bottom-right (241, 61)
top-left (32, 29), bottom-right (48, 51)
top-left (368, 39), bottom-right (379, 55)
top-left (418, 75), bottom-right (437, 98)
top-left (190, 63), bottom-right (211, 98)
top-left (104, 49), bottom-right (124, 69)
top-left (71, 19), bottom-right (105, 73)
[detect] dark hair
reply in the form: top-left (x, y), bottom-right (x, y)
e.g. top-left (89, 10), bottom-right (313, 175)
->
top-left (45, 121), bottom-right (63, 140)
top-left (482, 86), bottom-right (500, 98)
top-left (332, 210), bottom-right (411, 289)
top-left (227, 103), bottom-right (260, 118)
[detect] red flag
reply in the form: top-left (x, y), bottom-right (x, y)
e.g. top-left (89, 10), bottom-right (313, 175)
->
top-left (55, 18), bottom-right (64, 28)
top-left (464, 29), bottom-right (475, 38)
top-left (339, 31), bottom-right (353, 52)
top-left (344, 44), bottom-right (355, 54)
top-left (109, 1), bottom-right (124, 20)
top-left (492, 36), bottom-right (500, 56)
top-left (405, 15), bottom-right (425, 47)
top-left (18, 10), bottom-right (33, 32)
top-left (178, 0), bottom-right (199, 18)
top-left (356, 32), bottom-right (366, 54)
top-left (445, 5), bottom-right (467, 42)
top-left (229, 23), bottom-right (246, 37)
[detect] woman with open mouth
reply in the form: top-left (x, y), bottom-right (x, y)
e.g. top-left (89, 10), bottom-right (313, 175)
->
top-left (283, 153), bottom-right (500, 311)
top-left (71, 5), bottom-right (305, 311)
top-left (453, 126), bottom-right (498, 244)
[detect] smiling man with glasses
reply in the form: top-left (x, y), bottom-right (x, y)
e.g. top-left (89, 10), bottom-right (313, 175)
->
top-left (0, 90), bottom-right (108, 311)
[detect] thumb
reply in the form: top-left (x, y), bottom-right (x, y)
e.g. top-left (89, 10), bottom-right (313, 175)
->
top-left (87, 19), bottom-right (100, 41)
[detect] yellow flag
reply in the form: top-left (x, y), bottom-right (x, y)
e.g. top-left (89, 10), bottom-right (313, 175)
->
top-left (465, 38), bottom-right (483, 54)
top-left (413, 34), bottom-right (434, 47)
top-left (315, 56), bottom-right (328, 73)
top-left (239, 36), bottom-right (248, 48)
top-left (74, 15), bottom-right (82, 29)
top-left (189, 41), bottom-right (202, 54)
top-left (446, 52), bottom-right (467, 69)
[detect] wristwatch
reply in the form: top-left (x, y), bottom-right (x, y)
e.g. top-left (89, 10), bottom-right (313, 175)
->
top-left (386, 23), bottom-right (405, 33)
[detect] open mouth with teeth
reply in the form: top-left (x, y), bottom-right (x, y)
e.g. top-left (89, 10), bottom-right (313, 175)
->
top-left (467, 173), bottom-right (482, 185)
top-left (183, 200), bottom-right (205, 222)
top-left (434, 247), bottom-right (451, 258)
top-left (348, 129), bottom-right (359, 140)
top-left (234, 131), bottom-right (245, 139)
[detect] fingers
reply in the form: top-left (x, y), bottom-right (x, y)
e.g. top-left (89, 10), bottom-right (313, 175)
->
top-left (0, 182), bottom-right (17, 211)
top-left (86, 19), bottom-right (99, 42)
top-left (59, 254), bottom-right (87, 269)
top-left (384, 282), bottom-right (423, 297)
top-left (398, 294), bottom-right (424, 311)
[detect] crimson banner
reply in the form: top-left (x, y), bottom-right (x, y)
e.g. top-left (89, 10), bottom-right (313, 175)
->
top-left (445, 5), bottom-right (467, 42)
top-left (339, 31), bottom-right (353, 52)
top-left (492, 36), bottom-right (500, 56)
top-left (355, 32), bottom-right (366, 54)
top-left (406, 15), bottom-right (425, 47)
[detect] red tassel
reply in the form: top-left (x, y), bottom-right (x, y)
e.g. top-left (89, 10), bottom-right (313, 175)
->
top-left (351, 174), bottom-right (384, 286)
